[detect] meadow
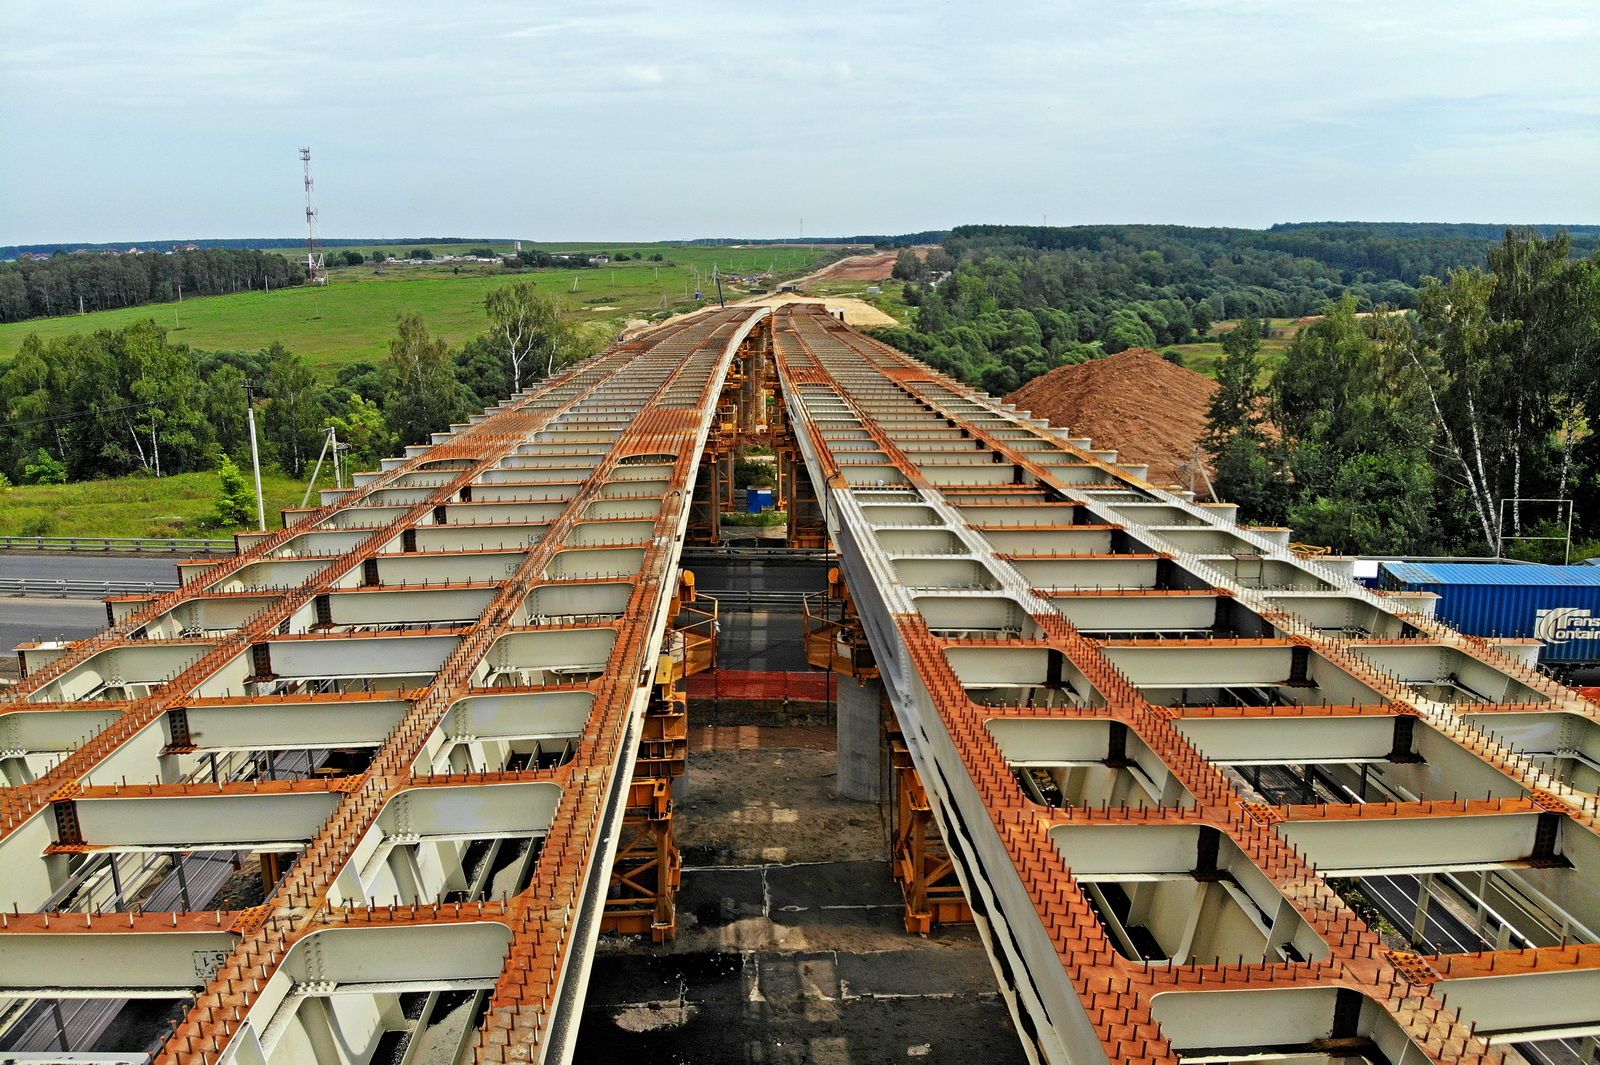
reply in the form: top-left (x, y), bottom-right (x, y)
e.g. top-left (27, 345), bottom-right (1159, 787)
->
top-left (1161, 317), bottom-right (1303, 377)
top-left (806, 277), bottom-right (914, 323)
top-left (0, 242), bottom-right (860, 541)
top-left (0, 243), bottom-right (839, 376)
top-left (0, 469), bottom-right (327, 539)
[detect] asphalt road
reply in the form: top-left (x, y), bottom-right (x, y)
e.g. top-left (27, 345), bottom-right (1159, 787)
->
top-left (0, 554), bottom-right (182, 585)
top-left (0, 597), bottom-right (107, 657)
top-left (1361, 873), bottom-right (1492, 954)
top-left (0, 554), bottom-right (819, 660)
top-left (0, 558), bottom-right (173, 670)
top-left (716, 610), bottom-right (811, 672)
top-left (689, 559), bottom-right (825, 594)
top-left (1358, 877), bottom-right (1588, 1063)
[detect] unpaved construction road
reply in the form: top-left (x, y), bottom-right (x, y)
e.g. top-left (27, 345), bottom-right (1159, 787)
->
top-left (575, 722), bottom-right (1025, 1065)
top-left (623, 250), bottom-right (902, 340)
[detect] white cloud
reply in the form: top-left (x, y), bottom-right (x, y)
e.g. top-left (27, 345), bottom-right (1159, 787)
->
top-left (0, 0), bottom-right (1595, 243)
top-left (623, 64), bottom-right (665, 86)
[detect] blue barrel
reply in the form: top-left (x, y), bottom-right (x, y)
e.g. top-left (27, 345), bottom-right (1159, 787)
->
top-left (747, 488), bottom-right (774, 513)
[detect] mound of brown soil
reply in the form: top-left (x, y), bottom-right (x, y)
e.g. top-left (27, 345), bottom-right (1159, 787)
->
top-left (1006, 348), bottom-right (1216, 486)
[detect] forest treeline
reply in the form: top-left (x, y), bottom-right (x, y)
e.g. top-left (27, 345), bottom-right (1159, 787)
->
top-left (874, 222), bottom-right (1599, 396)
top-left (1203, 229), bottom-right (1600, 559)
top-left (0, 248), bottom-right (306, 323)
top-left (874, 223), bottom-right (1599, 557)
top-left (0, 282), bottom-right (598, 505)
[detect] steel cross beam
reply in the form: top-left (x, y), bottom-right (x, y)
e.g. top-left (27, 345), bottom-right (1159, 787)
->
top-left (0, 308), bottom-right (766, 1065)
top-left (770, 302), bottom-right (1600, 1065)
top-left (2, 312), bottom-right (717, 836)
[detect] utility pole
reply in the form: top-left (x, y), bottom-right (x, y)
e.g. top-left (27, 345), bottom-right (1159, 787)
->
top-left (301, 426), bottom-right (344, 507)
top-left (244, 382), bottom-right (267, 531)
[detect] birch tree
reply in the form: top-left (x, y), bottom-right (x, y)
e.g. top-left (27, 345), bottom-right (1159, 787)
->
top-left (1408, 230), bottom-right (1592, 552)
top-left (1411, 267), bottom-right (1510, 550)
top-left (485, 282), bottom-right (575, 392)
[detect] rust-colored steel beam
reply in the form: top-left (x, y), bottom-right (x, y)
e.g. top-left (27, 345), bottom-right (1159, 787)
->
top-left (770, 301), bottom-right (1599, 1065)
top-left (0, 309), bottom-right (766, 1065)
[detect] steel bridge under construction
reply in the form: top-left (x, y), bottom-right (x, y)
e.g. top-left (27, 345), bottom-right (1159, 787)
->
top-left (3, 303), bottom-right (1600, 1065)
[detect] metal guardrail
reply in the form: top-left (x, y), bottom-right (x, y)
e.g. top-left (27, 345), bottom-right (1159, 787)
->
top-left (681, 545), bottom-right (828, 564)
top-left (697, 588), bottom-right (809, 611)
top-left (1, 578), bottom-right (178, 599)
top-left (0, 538), bottom-right (837, 562)
top-left (0, 535), bottom-right (233, 555)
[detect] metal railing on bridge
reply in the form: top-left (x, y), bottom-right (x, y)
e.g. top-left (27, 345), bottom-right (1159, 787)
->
top-left (0, 535), bottom-right (234, 555)
top-left (680, 545), bottom-right (828, 564)
top-left (696, 588), bottom-right (809, 611)
top-left (1, 577), bottom-right (177, 599)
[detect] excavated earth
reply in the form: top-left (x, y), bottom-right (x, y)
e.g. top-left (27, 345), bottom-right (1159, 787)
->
top-left (1006, 347), bottom-right (1218, 487)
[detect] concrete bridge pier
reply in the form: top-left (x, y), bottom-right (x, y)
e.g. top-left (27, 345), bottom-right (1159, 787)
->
top-left (836, 673), bottom-right (883, 801)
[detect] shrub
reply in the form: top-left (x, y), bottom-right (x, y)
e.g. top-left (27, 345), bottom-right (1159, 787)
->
top-left (721, 510), bottom-right (787, 527)
top-left (733, 458), bottom-right (774, 488)
top-left (21, 448), bottom-right (67, 485)
top-left (207, 456), bottom-right (258, 528)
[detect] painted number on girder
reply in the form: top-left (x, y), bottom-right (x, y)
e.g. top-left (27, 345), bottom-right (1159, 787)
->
top-left (192, 950), bottom-right (231, 983)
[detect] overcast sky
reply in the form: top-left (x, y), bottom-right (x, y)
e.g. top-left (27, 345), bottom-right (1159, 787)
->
top-left (2, 1), bottom-right (1597, 245)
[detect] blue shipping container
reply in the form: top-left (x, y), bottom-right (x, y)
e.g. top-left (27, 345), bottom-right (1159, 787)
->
top-left (1378, 562), bottom-right (1600, 663)
top-left (747, 487), bottom-right (775, 513)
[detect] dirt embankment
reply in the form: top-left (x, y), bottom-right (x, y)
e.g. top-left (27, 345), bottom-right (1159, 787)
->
top-left (1006, 348), bottom-right (1218, 487)
top-left (800, 251), bottom-right (899, 283)
top-left (619, 252), bottom-right (904, 341)
top-left (739, 293), bottom-right (896, 327)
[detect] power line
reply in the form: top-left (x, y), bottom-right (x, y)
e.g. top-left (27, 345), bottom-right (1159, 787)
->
top-left (0, 397), bottom-right (166, 431)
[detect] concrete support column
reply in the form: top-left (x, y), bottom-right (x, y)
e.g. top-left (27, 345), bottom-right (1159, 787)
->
top-left (836, 675), bottom-right (883, 802)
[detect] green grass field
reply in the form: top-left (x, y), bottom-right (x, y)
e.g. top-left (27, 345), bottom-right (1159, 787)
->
top-left (1162, 317), bottom-right (1303, 377)
top-left (0, 469), bottom-right (329, 539)
top-left (0, 242), bottom-right (856, 542)
top-left (0, 243), bottom-right (840, 376)
top-left (310, 240), bottom-right (521, 260)
top-left (806, 277), bottom-right (915, 324)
